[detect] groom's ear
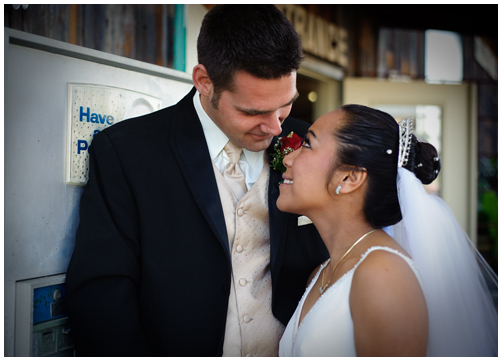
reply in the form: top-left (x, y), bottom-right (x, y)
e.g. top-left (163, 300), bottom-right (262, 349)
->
top-left (192, 64), bottom-right (213, 97)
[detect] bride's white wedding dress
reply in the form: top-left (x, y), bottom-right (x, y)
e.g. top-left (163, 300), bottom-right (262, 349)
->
top-left (279, 169), bottom-right (497, 357)
top-left (279, 246), bottom-right (421, 357)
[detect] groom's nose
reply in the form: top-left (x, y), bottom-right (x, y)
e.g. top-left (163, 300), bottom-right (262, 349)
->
top-left (260, 109), bottom-right (287, 136)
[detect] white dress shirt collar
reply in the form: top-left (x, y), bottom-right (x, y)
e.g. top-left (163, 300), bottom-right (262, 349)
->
top-left (193, 90), bottom-right (229, 162)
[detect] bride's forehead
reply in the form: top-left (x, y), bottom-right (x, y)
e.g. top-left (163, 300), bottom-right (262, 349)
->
top-left (310, 110), bottom-right (344, 135)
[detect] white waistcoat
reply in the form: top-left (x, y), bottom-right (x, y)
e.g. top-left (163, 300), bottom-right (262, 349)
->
top-left (212, 159), bottom-right (285, 357)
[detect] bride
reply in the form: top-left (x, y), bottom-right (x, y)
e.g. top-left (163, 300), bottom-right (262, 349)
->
top-left (277, 104), bottom-right (497, 357)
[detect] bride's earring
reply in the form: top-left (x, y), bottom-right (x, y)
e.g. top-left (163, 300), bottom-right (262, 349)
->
top-left (335, 185), bottom-right (342, 195)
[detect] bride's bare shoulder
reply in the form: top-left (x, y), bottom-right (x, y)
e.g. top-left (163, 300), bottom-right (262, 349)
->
top-left (349, 230), bottom-right (426, 318)
top-left (349, 244), bottom-right (428, 356)
top-left (351, 231), bottom-right (419, 294)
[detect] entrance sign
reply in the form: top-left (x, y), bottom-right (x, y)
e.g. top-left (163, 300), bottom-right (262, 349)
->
top-left (276, 4), bottom-right (348, 68)
top-left (66, 83), bottom-right (162, 185)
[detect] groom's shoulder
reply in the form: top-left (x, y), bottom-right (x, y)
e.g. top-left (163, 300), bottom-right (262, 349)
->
top-left (100, 88), bottom-right (196, 141)
top-left (91, 108), bottom-right (169, 151)
top-left (98, 99), bottom-right (188, 146)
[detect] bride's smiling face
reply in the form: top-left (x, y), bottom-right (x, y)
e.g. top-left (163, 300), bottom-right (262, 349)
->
top-left (277, 109), bottom-right (343, 216)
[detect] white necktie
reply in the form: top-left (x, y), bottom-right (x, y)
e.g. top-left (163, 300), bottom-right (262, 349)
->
top-left (223, 141), bottom-right (248, 201)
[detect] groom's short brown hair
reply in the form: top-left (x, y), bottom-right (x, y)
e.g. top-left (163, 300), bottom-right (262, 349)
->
top-left (197, 5), bottom-right (303, 104)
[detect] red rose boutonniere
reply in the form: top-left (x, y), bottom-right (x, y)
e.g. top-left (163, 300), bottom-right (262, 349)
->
top-left (270, 131), bottom-right (303, 173)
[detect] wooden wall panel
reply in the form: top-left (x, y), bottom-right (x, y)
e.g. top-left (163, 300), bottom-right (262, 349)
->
top-left (4, 4), bottom-right (175, 68)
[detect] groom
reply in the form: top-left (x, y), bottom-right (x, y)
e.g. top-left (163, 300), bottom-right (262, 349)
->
top-left (66, 5), bottom-right (328, 356)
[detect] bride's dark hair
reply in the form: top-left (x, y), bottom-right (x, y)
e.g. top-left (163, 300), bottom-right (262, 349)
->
top-left (333, 104), bottom-right (440, 228)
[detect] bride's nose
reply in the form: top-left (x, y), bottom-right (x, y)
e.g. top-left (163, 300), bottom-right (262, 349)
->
top-left (283, 148), bottom-right (300, 168)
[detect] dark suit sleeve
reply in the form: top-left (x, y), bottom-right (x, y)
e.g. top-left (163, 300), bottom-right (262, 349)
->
top-left (65, 131), bottom-right (150, 356)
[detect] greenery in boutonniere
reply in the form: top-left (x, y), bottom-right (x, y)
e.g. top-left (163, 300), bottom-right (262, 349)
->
top-left (270, 131), bottom-right (303, 173)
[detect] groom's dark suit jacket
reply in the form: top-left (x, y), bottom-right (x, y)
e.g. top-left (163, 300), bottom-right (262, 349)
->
top-left (65, 87), bottom-right (328, 356)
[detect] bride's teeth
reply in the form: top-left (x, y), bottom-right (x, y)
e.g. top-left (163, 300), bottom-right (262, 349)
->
top-left (284, 179), bottom-right (293, 184)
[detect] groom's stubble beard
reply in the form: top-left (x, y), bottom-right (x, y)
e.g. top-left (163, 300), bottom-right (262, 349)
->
top-left (210, 89), bottom-right (222, 110)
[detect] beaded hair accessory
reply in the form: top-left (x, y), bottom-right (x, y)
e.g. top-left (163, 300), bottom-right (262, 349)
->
top-left (397, 117), bottom-right (413, 168)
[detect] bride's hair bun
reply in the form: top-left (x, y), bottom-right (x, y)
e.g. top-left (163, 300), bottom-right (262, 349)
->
top-left (335, 104), bottom-right (442, 228)
top-left (405, 136), bottom-right (440, 185)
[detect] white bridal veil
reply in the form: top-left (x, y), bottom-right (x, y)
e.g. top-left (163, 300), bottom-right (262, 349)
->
top-left (385, 168), bottom-right (498, 356)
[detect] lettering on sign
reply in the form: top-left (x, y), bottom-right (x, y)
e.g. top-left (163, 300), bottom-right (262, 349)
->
top-left (66, 84), bottom-right (162, 185)
top-left (276, 4), bottom-right (348, 68)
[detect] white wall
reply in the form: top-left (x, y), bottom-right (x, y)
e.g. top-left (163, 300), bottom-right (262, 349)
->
top-left (4, 29), bottom-right (193, 357)
top-left (185, 4), bottom-right (208, 75)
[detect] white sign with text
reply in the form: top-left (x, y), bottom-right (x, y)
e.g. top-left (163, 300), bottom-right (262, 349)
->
top-left (66, 83), bottom-right (162, 185)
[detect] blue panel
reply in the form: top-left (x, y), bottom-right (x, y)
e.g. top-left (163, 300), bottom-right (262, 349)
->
top-left (33, 283), bottom-right (68, 325)
top-left (173, 4), bottom-right (186, 72)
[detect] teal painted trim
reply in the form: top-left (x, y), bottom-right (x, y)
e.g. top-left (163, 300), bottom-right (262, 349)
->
top-left (173, 4), bottom-right (186, 72)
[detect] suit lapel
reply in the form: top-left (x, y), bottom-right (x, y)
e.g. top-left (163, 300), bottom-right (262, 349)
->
top-left (268, 158), bottom-right (286, 273)
top-left (267, 131), bottom-right (289, 274)
top-left (169, 88), bottom-right (230, 261)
